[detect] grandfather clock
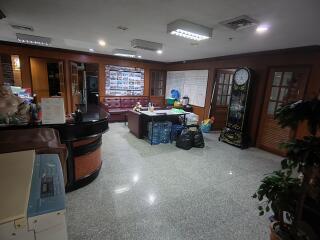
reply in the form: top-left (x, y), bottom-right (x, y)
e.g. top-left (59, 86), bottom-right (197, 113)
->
top-left (219, 67), bottom-right (253, 148)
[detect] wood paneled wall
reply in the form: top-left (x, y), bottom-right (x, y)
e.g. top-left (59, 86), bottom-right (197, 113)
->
top-left (167, 47), bottom-right (320, 145)
top-left (0, 42), bottom-right (165, 113)
top-left (1, 42), bottom-right (319, 147)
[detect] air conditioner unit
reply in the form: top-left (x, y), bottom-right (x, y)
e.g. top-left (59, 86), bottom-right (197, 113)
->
top-left (131, 39), bottom-right (162, 52)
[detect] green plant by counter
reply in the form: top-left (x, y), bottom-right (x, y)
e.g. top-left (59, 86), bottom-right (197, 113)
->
top-left (253, 97), bottom-right (320, 240)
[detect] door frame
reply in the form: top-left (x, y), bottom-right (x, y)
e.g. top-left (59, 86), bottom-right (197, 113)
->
top-left (69, 61), bottom-right (100, 112)
top-left (209, 68), bottom-right (236, 130)
top-left (29, 57), bottom-right (67, 109)
top-left (256, 64), bottom-right (311, 155)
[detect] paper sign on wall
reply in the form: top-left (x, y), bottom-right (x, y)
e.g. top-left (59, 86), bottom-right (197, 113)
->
top-left (166, 70), bottom-right (208, 107)
top-left (41, 97), bottom-right (66, 124)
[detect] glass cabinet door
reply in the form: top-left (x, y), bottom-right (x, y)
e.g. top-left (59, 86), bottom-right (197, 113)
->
top-left (150, 70), bottom-right (166, 97)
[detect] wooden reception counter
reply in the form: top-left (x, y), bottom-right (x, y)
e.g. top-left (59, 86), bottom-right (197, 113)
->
top-left (0, 105), bottom-right (109, 192)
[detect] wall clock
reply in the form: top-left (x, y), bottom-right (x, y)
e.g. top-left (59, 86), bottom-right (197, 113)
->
top-left (234, 68), bottom-right (250, 85)
top-left (219, 67), bottom-right (253, 148)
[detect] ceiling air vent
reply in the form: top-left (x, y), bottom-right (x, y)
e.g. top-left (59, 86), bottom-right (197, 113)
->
top-left (16, 33), bottom-right (51, 46)
top-left (131, 39), bottom-right (163, 52)
top-left (220, 15), bottom-right (258, 30)
top-left (10, 23), bottom-right (34, 32)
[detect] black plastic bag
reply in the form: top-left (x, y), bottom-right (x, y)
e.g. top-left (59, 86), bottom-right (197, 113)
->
top-left (176, 129), bottom-right (193, 150)
top-left (193, 129), bottom-right (205, 148)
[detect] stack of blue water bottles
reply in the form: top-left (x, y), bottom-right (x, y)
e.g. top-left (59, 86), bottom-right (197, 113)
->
top-left (160, 121), bottom-right (172, 144)
top-left (148, 122), bottom-right (161, 145)
top-left (148, 121), bottom-right (173, 144)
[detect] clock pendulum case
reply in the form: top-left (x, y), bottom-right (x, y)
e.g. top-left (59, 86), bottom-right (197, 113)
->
top-left (219, 67), bottom-right (253, 149)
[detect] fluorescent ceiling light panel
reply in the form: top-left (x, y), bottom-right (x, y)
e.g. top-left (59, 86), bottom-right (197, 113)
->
top-left (167, 19), bottom-right (212, 41)
top-left (16, 33), bottom-right (51, 46)
top-left (131, 39), bottom-right (163, 52)
top-left (112, 49), bottom-right (137, 58)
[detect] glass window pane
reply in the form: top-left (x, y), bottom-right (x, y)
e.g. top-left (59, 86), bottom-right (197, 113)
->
top-left (228, 85), bottom-right (232, 95)
top-left (221, 95), bottom-right (226, 105)
top-left (278, 88), bottom-right (288, 102)
top-left (229, 74), bottom-right (233, 84)
top-left (277, 102), bottom-right (283, 111)
top-left (267, 101), bottom-right (276, 115)
top-left (224, 74), bottom-right (229, 84)
top-left (273, 72), bottom-right (282, 86)
top-left (219, 74), bottom-right (225, 83)
top-left (217, 95), bottom-right (221, 104)
top-left (223, 85), bottom-right (228, 95)
top-left (218, 85), bottom-right (222, 95)
top-left (282, 72), bottom-right (293, 86)
top-left (270, 87), bottom-right (279, 101)
top-left (227, 96), bottom-right (231, 104)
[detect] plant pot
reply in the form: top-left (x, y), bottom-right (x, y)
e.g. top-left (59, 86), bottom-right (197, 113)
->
top-left (270, 222), bottom-right (282, 240)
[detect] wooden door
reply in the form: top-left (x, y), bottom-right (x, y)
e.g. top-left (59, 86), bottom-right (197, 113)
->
top-left (30, 58), bottom-right (50, 101)
top-left (210, 69), bottom-right (236, 130)
top-left (70, 62), bottom-right (79, 112)
top-left (258, 67), bottom-right (310, 155)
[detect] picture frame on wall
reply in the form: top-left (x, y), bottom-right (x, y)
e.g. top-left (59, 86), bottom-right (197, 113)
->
top-left (105, 65), bottom-right (144, 96)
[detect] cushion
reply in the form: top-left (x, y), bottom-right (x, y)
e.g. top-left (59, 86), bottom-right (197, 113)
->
top-left (137, 97), bottom-right (149, 107)
top-left (121, 98), bottom-right (135, 108)
top-left (104, 98), bottom-right (121, 108)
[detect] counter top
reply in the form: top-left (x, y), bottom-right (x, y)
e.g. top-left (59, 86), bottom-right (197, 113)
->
top-left (0, 104), bottom-right (110, 141)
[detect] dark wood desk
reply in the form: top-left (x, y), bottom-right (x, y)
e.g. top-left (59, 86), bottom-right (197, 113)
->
top-left (0, 105), bottom-right (110, 192)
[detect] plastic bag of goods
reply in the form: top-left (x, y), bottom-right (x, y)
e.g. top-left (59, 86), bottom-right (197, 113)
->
top-left (176, 129), bottom-right (194, 150)
top-left (171, 124), bottom-right (185, 142)
top-left (173, 100), bottom-right (182, 109)
top-left (200, 118), bottom-right (213, 133)
top-left (170, 89), bottom-right (180, 99)
top-left (192, 128), bottom-right (205, 148)
top-left (186, 113), bottom-right (199, 125)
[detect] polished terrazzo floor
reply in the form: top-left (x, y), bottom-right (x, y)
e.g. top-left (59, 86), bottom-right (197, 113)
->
top-left (66, 123), bottom-right (282, 240)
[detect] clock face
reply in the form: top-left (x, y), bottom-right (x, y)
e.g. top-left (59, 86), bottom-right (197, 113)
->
top-left (234, 68), bottom-right (249, 85)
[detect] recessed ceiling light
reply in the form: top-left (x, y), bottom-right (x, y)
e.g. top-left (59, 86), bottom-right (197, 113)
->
top-left (137, 55), bottom-right (142, 58)
top-left (167, 19), bottom-right (212, 41)
top-left (98, 39), bottom-right (106, 46)
top-left (156, 49), bottom-right (163, 54)
top-left (89, 48), bottom-right (95, 52)
top-left (256, 24), bottom-right (269, 33)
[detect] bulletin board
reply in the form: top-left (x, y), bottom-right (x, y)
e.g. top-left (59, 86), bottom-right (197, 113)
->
top-left (105, 65), bottom-right (144, 96)
top-left (166, 70), bottom-right (209, 107)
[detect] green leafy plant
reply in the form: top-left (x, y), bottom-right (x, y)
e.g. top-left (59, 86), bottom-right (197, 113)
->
top-left (253, 97), bottom-right (320, 239)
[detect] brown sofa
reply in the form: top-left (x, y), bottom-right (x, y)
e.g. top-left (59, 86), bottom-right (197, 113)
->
top-left (102, 96), bottom-right (149, 122)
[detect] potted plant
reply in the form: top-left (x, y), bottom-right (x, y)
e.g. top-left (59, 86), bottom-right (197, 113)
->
top-left (253, 97), bottom-right (320, 240)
